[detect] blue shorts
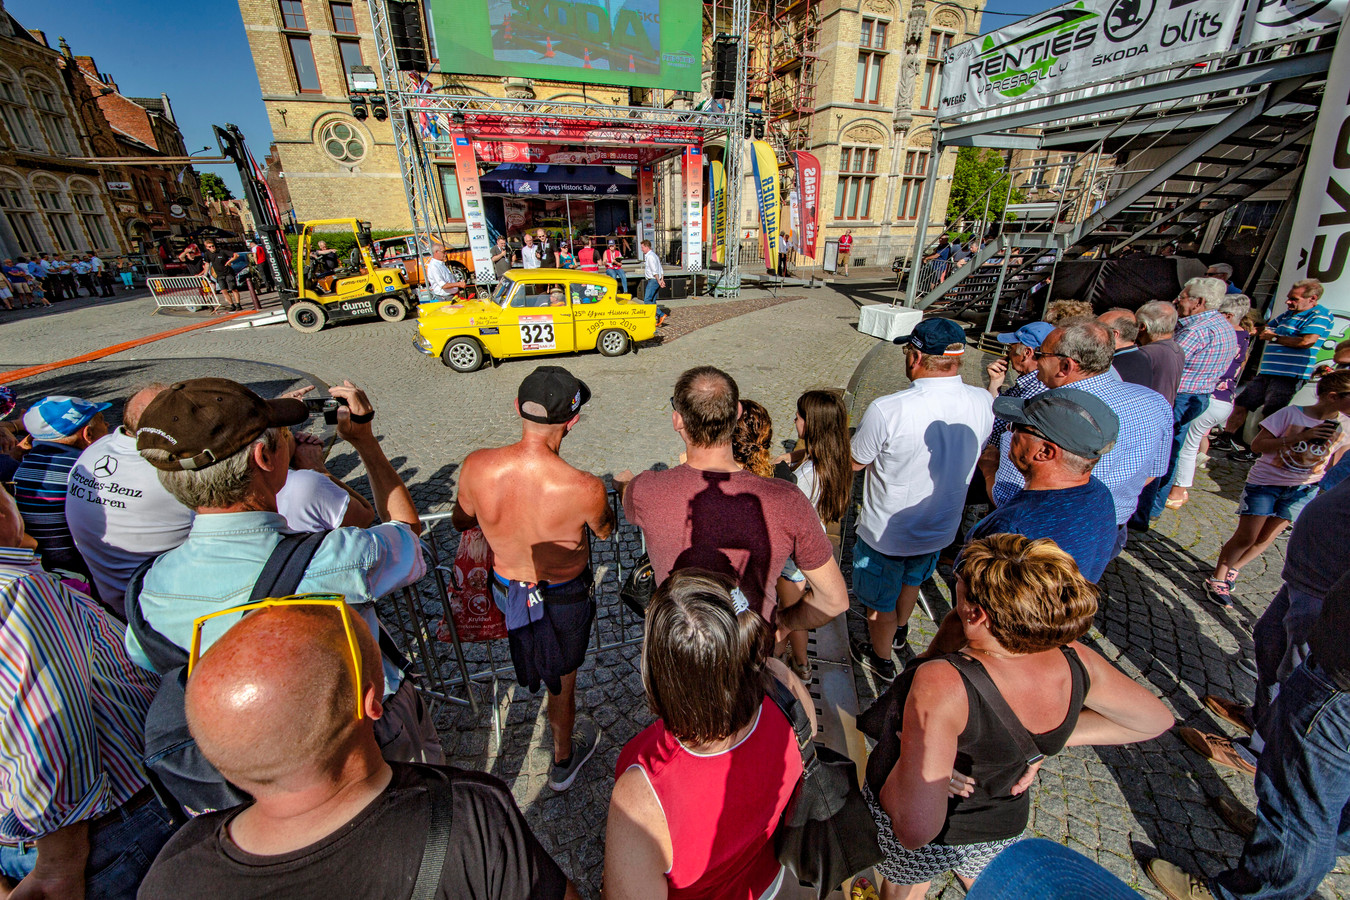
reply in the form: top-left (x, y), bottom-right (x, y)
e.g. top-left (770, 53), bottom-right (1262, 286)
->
top-left (1237, 482), bottom-right (1318, 521)
top-left (851, 539), bottom-right (939, 612)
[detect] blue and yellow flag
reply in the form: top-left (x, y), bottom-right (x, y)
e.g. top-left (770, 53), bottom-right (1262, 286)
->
top-left (751, 140), bottom-right (779, 272)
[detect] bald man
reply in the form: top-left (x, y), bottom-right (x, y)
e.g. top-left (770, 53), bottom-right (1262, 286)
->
top-left (139, 602), bottom-right (577, 900)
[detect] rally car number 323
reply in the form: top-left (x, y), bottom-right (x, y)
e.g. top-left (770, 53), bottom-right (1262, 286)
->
top-left (519, 315), bottom-right (556, 351)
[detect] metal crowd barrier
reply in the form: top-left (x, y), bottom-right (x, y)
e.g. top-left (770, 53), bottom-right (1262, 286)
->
top-left (380, 498), bottom-right (644, 753)
top-left (147, 275), bottom-right (218, 311)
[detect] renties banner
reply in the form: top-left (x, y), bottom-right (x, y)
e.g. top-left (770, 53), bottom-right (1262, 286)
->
top-left (751, 140), bottom-right (780, 273)
top-left (449, 132), bottom-right (496, 283)
top-left (938, 0), bottom-right (1240, 118)
top-left (792, 150), bottom-right (821, 259)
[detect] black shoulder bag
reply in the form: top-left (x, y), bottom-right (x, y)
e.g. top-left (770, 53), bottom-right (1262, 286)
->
top-left (767, 678), bottom-right (883, 899)
top-left (409, 767), bottom-right (456, 900)
top-left (618, 553), bottom-right (655, 618)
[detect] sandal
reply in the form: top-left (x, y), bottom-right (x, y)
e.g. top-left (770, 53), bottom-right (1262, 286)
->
top-left (1204, 578), bottom-right (1233, 609)
top-left (1165, 491), bottom-right (1187, 509)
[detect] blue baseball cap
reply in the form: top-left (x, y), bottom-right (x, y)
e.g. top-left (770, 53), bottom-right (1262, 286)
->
top-left (23, 395), bottom-right (111, 440)
top-left (996, 321), bottom-right (1055, 349)
top-left (893, 317), bottom-right (967, 355)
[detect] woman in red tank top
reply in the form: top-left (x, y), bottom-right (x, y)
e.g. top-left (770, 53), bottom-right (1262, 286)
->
top-left (604, 570), bottom-right (812, 900)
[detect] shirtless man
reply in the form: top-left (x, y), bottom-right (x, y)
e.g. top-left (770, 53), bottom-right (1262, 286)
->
top-left (452, 366), bottom-right (613, 791)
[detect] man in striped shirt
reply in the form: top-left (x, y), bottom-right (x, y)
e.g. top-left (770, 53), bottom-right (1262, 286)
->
top-left (0, 483), bottom-right (174, 898)
top-left (12, 396), bottom-right (109, 585)
top-left (1213, 279), bottom-right (1336, 457)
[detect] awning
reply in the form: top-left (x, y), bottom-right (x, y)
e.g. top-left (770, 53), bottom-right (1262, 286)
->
top-left (478, 164), bottom-right (636, 197)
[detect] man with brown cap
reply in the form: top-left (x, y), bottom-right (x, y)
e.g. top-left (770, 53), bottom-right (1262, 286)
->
top-left (452, 365), bottom-right (614, 791)
top-left (138, 601), bottom-right (578, 900)
top-left (127, 377), bottom-right (442, 766)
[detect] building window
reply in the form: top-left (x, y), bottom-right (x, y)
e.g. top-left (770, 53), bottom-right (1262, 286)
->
top-left (437, 167), bottom-right (464, 220)
top-left (288, 36), bottom-right (322, 92)
top-left (855, 17), bottom-right (887, 104)
top-left (331, 2), bottom-right (357, 33)
top-left (70, 180), bottom-right (112, 250)
top-left (0, 173), bottom-right (44, 254)
top-left (834, 146), bottom-right (878, 220)
top-left (338, 39), bottom-right (365, 88)
top-left (0, 68), bottom-right (42, 152)
top-left (859, 17), bottom-right (888, 49)
top-left (1026, 156), bottom-right (1049, 188)
top-left (897, 150), bottom-right (929, 220)
top-left (25, 74), bottom-right (76, 156)
top-left (320, 120), bottom-right (365, 163)
top-left (280, 0), bottom-right (307, 29)
top-left (1055, 154), bottom-right (1077, 189)
top-left (921, 32), bottom-right (954, 110)
top-left (33, 176), bottom-right (79, 251)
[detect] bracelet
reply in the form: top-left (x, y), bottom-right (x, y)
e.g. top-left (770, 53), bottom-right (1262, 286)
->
top-left (348, 410), bottom-right (374, 424)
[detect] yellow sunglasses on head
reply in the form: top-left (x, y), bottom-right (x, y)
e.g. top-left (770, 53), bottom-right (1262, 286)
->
top-left (187, 593), bottom-right (366, 720)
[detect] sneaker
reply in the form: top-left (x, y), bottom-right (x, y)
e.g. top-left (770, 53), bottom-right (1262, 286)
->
top-left (1230, 448), bottom-right (1260, 462)
top-left (1176, 726), bottom-right (1257, 775)
top-left (893, 638), bottom-right (917, 669)
top-left (1212, 794), bottom-right (1256, 839)
top-left (1224, 569), bottom-right (1240, 589)
top-left (1203, 578), bottom-right (1233, 609)
top-left (549, 717), bottom-right (601, 792)
top-left (1209, 432), bottom-right (1243, 453)
top-left (1203, 695), bottom-right (1254, 736)
top-left (1144, 858), bottom-right (1216, 900)
top-left (849, 636), bottom-right (897, 683)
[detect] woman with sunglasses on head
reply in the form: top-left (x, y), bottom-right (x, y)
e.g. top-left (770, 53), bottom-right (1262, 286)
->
top-left (861, 535), bottom-right (1171, 899)
top-left (604, 570), bottom-right (812, 900)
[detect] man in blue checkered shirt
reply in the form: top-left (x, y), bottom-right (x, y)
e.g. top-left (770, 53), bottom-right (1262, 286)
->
top-left (979, 320), bottom-right (1173, 562)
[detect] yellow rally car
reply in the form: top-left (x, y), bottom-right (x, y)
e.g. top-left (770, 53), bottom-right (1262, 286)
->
top-left (413, 268), bottom-right (658, 372)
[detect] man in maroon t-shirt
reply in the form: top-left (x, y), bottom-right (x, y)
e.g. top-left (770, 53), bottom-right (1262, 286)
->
top-left (616, 366), bottom-right (847, 629)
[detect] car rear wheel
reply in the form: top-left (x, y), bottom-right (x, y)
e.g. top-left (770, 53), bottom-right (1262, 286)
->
top-left (442, 336), bottom-right (485, 372)
top-left (448, 262), bottom-right (470, 284)
top-left (287, 300), bottom-right (326, 333)
top-left (597, 328), bottom-right (630, 357)
top-left (377, 296), bottom-right (408, 322)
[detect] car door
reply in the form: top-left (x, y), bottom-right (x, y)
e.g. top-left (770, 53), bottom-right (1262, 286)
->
top-left (507, 282), bottom-right (575, 355)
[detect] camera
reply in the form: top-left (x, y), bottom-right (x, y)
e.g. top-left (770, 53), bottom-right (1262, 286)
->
top-left (303, 395), bottom-right (349, 425)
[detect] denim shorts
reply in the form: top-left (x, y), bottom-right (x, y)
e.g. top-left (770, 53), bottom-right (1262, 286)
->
top-left (1237, 482), bottom-right (1318, 520)
top-left (851, 539), bottom-right (939, 612)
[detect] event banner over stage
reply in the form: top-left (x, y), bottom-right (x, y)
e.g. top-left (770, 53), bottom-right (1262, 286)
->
top-left (429, 0), bottom-right (700, 91)
top-left (938, 0), bottom-right (1240, 118)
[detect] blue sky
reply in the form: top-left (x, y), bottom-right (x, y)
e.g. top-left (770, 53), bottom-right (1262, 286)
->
top-left (7, 0), bottom-right (1052, 197)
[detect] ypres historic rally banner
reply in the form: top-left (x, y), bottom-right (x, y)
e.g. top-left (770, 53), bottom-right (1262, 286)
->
top-left (938, 0), bottom-right (1240, 118)
top-left (449, 132), bottom-right (496, 282)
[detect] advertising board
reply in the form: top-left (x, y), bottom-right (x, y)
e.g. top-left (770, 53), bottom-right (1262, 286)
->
top-left (428, 0), bottom-right (700, 91)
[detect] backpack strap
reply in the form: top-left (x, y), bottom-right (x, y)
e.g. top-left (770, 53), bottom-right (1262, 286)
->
top-left (249, 531), bottom-right (329, 601)
top-left (766, 676), bottom-right (817, 770)
top-left (125, 557), bottom-right (188, 675)
top-left (409, 768), bottom-right (456, 900)
top-left (946, 653), bottom-right (1044, 768)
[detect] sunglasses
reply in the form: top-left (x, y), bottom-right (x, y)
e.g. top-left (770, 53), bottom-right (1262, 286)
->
top-left (188, 593), bottom-right (366, 720)
top-left (1011, 422), bottom-right (1049, 441)
top-left (1033, 349), bottom-right (1068, 361)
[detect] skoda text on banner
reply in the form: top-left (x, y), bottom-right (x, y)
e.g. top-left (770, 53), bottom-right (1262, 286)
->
top-left (450, 132), bottom-right (497, 283)
top-left (1273, 5), bottom-right (1350, 324)
top-left (938, 0), bottom-right (1240, 119)
top-left (710, 159), bottom-right (727, 265)
top-left (682, 146), bottom-right (704, 272)
top-left (793, 150), bottom-right (821, 259)
top-left (751, 140), bottom-right (780, 274)
top-left (638, 165), bottom-right (656, 247)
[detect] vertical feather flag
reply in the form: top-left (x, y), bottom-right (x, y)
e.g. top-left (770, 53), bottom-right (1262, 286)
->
top-left (709, 159), bottom-right (726, 265)
top-left (751, 140), bottom-right (780, 273)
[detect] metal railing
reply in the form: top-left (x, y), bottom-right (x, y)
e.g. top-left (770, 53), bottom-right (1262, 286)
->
top-left (146, 275), bottom-right (219, 311)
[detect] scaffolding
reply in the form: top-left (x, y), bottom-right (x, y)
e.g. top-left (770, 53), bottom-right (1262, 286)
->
top-left (767, 0), bottom-right (821, 155)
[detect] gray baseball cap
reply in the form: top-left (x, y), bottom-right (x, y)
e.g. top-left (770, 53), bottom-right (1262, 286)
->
top-left (992, 388), bottom-right (1119, 459)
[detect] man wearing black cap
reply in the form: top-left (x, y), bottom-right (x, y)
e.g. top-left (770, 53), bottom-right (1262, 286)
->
top-left (128, 377), bottom-right (443, 768)
top-left (451, 365), bottom-right (614, 791)
top-left (966, 388), bottom-right (1121, 583)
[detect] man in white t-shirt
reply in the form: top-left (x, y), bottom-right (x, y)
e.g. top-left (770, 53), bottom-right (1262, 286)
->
top-left (67, 384), bottom-right (376, 615)
top-left (849, 318), bottom-right (993, 682)
top-left (424, 244), bottom-right (466, 302)
top-left (520, 233), bottom-right (541, 269)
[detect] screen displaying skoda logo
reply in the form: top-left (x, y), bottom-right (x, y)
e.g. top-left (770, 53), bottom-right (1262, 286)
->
top-left (93, 455), bottom-right (117, 478)
top-left (1105, 0), bottom-right (1155, 40)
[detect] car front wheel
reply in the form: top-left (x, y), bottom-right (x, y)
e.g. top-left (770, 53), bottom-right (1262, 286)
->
top-left (441, 336), bottom-right (485, 372)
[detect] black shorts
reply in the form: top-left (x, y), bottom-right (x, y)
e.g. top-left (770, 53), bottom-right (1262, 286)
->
top-left (491, 569), bottom-right (594, 694)
top-left (213, 271), bottom-right (239, 293)
top-left (1235, 373), bottom-right (1300, 415)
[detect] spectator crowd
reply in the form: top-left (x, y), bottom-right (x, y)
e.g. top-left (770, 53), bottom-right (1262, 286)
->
top-left (0, 273), bottom-right (1344, 900)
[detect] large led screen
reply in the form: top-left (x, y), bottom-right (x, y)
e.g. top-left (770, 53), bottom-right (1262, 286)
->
top-left (428, 0), bottom-right (701, 91)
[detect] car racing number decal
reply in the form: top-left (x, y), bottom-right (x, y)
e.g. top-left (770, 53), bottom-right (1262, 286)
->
top-left (519, 315), bottom-right (556, 351)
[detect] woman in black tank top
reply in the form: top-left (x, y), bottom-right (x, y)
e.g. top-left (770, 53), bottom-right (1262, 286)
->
top-left (860, 535), bottom-right (1173, 899)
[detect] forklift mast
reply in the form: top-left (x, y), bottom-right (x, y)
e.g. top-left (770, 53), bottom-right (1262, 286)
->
top-left (213, 124), bottom-right (297, 303)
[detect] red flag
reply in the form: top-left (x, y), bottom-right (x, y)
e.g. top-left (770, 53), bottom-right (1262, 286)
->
top-left (793, 151), bottom-right (821, 259)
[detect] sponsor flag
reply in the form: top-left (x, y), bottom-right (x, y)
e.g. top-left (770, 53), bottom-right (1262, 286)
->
top-left (638, 165), bottom-right (656, 245)
top-left (939, 0), bottom-right (1240, 118)
top-left (792, 150), bottom-right (821, 259)
top-left (751, 140), bottom-right (780, 273)
top-left (709, 159), bottom-right (727, 264)
top-left (449, 132), bottom-right (496, 282)
top-left (409, 72), bottom-right (441, 141)
top-left (681, 146), bottom-right (704, 271)
top-left (1272, 4), bottom-right (1350, 326)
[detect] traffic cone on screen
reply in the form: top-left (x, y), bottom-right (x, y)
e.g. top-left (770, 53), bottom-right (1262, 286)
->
top-left (628, 54), bottom-right (636, 71)
top-left (542, 37), bottom-right (555, 58)
top-left (503, 15), bottom-right (513, 44)
top-left (583, 48), bottom-right (593, 68)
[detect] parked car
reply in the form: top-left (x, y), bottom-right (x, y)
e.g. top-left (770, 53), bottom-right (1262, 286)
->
top-left (372, 234), bottom-right (475, 288)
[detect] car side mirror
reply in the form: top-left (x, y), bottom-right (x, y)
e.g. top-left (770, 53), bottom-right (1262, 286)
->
top-left (364, 283), bottom-right (375, 293)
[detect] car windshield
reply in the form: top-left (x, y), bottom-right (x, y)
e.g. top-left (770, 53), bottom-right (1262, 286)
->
top-left (491, 275), bottom-right (516, 307)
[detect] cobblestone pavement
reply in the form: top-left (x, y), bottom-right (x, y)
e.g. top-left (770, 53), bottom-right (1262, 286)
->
top-left (3, 282), bottom-right (1337, 897)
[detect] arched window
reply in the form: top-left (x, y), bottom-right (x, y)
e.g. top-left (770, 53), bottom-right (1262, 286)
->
top-left (25, 72), bottom-right (77, 156)
top-left (32, 175), bottom-right (80, 251)
top-left (69, 178), bottom-right (113, 251)
top-left (0, 66), bottom-right (42, 151)
top-left (0, 171), bottom-right (45, 255)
